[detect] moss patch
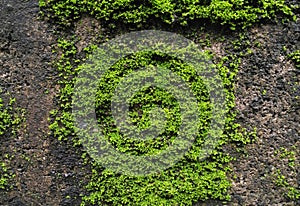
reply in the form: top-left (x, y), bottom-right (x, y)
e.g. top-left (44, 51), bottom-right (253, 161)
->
top-left (39, 0), bottom-right (296, 29)
top-left (0, 97), bottom-right (23, 190)
top-left (47, 34), bottom-right (257, 205)
top-left (39, 0), bottom-right (299, 205)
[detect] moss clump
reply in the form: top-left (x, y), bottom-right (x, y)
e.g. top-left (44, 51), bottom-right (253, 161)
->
top-left (47, 36), bottom-right (256, 205)
top-left (41, 1), bottom-right (264, 205)
top-left (273, 146), bottom-right (300, 201)
top-left (288, 50), bottom-right (300, 69)
top-left (0, 97), bottom-right (22, 190)
top-left (0, 98), bottom-right (14, 136)
top-left (39, 0), bottom-right (295, 29)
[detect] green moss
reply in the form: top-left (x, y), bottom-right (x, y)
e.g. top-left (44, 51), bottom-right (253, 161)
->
top-left (0, 157), bottom-right (15, 190)
top-left (39, 0), bottom-right (298, 204)
top-left (287, 186), bottom-right (300, 200)
top-left (47, 36), bottom-right (256, 205)
top-left (0, 98), bottom-right (14, 136)
top-left (273, 169), bottom-right (300, 201)
top-left (288, 50), bottom-right (300, 69)
top-left (0, 162), bottom-right (9, 190)
top-left (273, 146), bottom-right (300, 201)
top-left (39, 1), bottom-right (271, 204)
top-left (275, 147), bottom-right (297, 168)
top-left (0, 97), bottom-right (23, 190)
top-left (39, 0), bottom-right (296, 29)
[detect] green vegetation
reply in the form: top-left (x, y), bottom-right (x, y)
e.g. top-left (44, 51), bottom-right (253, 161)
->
top-left (273, 146), bottom-right (300, 201)
top-left (0, 155), bottom-right (14, 190)
top-left (39, 0), bottom-right (296, 29)
top-left (274, 169), bottom-right (300, 200)
top-left (0, 98), bottom-right (15, 136)
top-left (270, 50), bottom-right (300, 202)
top-left (288, 50), bottom-right (300, 69)
top-left (39, 0), bottom-right (300, 205)
top-left (274, 146), bottom-right (297, 168)
top-left (0, 98), bottom-right (22, 190)
top-left (0, 162), bottom-right (9, 190)
top-left (47, 35), bottom-right (256, 205)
